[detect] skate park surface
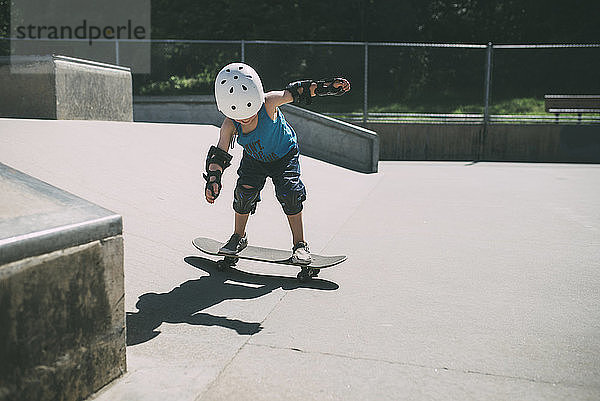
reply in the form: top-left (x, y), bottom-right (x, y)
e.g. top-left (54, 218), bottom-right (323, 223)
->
top-left (1, 118), bottom-right (599, 400)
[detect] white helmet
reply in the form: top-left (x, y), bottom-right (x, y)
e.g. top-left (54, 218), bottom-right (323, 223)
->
top-left (214, 62), bottom-right (265, 120)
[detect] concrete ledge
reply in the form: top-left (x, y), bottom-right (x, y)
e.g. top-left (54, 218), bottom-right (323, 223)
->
top-left (0, 163), bottom-right (123, 265)
top-left (364, 122), bottom-right (481, 161)
top-left (0, 55), bottom-right (132, 121)
top-left (0, 163), bottom-right (125, 401)
top-left (134, 95), bottom-right (223, 126)
top-left (363, 122), bottom-right (600, 163)
top-left (484, 124), bottom-right (600, 163)
top-left (133, 95), bottom-right (379, 173)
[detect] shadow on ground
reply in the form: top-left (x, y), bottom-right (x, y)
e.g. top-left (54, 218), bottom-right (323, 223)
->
top-left (126, 256), bottom-right (339, 346)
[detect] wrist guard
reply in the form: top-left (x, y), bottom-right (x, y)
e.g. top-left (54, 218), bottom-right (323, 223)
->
top-left (205, 145), bottom-right (232, 171)
top-left (285, 80), bottom-right (313, 105)
top-left (285, 78), bottom-right (348, 105)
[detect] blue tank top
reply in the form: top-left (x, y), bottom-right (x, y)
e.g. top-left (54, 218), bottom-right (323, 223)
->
top-left (232, 104), bottom-right (297, 162)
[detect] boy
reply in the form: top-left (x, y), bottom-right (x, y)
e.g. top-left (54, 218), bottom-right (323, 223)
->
top-left (204, 62), bottom-right (350, 264)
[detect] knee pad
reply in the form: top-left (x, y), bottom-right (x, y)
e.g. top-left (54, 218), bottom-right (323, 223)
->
top-left (276, 191), bottom-right (306, 215)
top-left (233, 185), bottom-right (260, 215)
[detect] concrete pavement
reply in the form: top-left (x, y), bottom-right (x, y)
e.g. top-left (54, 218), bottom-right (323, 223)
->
top-left (1, 118), bottom-right (599, 400)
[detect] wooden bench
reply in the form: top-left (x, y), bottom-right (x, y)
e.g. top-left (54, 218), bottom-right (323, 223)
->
top-left (545, 95), bottom-right (600, 123)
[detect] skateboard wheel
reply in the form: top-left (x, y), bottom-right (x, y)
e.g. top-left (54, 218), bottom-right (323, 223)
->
top-left (297, 269), bottom-right (311, 282)
top-left (224, 256), bottom-right (237, 266)
top-left (217, 260), bottom-right (231, 271)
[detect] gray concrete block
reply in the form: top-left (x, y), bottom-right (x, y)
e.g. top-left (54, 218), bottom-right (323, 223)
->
top-left (0, 163), bottom-right (125, 401)
top-left (0, 55), bottom-right (132, 121)
top-left (281, 104), bottom-right (379, 173)
top-left (134, 95), bottom-right (223, 126)
top-left (0, 239), bottom-right (125, 401)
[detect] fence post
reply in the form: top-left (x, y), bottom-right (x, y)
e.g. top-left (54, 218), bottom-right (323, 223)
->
top-left (363, 42), bottom-right (369, 123)
top-left (483, 42), bottom-right (493, 125)
top-left (241, 40), bottom-right (245, 63)
top-left (478, 42), bottom-right (493, 161)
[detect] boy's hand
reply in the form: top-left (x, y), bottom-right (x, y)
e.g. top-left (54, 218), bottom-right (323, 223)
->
top-left (313, 78), bottom-right (351, 97)
top-left (332, 78), bottom-right (351, 94)
top-left (204, 164), bottom-right (223, 204)
top-left (205, 180), bottom-right (219, 203)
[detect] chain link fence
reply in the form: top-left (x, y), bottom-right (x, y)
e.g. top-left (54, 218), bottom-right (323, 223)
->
top-left (2, 38), bottom-right (599, 123)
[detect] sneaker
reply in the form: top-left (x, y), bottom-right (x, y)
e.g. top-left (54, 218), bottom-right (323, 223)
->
top-left (291, 241), bottom-right (312, 265)
top-left (219, 233), bottom-right (248, 255)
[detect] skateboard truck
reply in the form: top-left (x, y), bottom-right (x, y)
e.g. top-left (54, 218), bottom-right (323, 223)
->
top-left (217, 255), bottom-right (319, 282)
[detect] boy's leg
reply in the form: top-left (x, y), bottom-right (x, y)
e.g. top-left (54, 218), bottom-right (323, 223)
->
top-left (233, 183), bottom-right (259, 235)
top-left (286, 211), bottom-right (305, 246)
top-left (222, 183), bottom-right (258, 254)
top-left (288, 211), bottom-right (311, 264)
top-left (219, 210), bottom-right (250, 255)
top-left (221, 153), bottom-right (265, 254)
top-left (271, 150), bottom-right (311, 264)
top-left (235, 211), bottom-right (250, 236)
top-left (233, 153), bottom-right (267, 234)
top-left (271, 150), bottom-right (307, 245)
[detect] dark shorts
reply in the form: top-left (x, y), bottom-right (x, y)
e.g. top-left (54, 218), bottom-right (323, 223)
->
top-left (236, 147), bottom-right (306, 214)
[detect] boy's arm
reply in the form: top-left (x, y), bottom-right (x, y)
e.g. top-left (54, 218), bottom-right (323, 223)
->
top-left (265, 78), bottom-right (351, 115)
top-left (204, 119), bottom-right (235, 203)
top-left (264, 89), bottom-right (301, 118)
top-left (284, 78), bottom-right (350, 105)
top-left (216, 118), bottom-right (236, 151)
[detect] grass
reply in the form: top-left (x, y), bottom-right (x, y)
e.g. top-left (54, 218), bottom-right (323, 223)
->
top-left (136, 73), bottom-right (214, 96)
top-left (487, 98), bottom-right (546, 115)
top-left (363, 97), bottom-right (545, 115)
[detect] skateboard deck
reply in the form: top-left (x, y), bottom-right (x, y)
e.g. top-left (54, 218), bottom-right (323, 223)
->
top-left (192, 237), bottom-right (346, 281)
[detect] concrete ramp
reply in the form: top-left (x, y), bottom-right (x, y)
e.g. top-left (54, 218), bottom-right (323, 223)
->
top-left (0, 118), bottom-right (599, 400)
top-left (133, 95), bottom-right (379, 173)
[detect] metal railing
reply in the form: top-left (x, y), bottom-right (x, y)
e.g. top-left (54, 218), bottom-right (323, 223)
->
top-left (2, 37), bottom-right (599, 124)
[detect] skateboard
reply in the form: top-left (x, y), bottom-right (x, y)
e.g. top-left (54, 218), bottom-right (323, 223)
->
top-left (192, 237), bottom-right (346, 282)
